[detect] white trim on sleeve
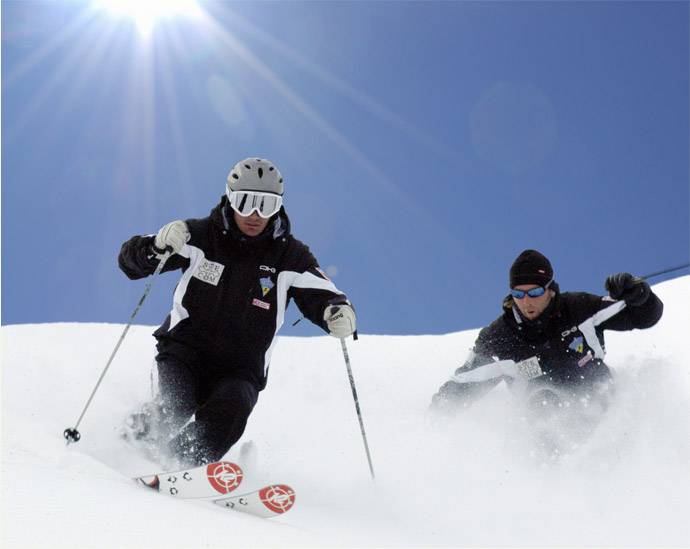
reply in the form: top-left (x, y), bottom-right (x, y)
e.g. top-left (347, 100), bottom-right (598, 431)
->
top-left (577, 300), bottom-right (626, 359)
top-left (263, 270), bottom-right (344, 375)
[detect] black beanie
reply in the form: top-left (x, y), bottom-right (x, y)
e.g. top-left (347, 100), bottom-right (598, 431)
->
top-left (509, 249), bottom-right (553, 288)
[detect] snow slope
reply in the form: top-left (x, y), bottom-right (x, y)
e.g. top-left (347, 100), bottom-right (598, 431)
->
top-left (2, 277), bottom-right (689, 548)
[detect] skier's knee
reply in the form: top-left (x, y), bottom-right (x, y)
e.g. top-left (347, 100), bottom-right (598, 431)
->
top-left (214, 379), bottom-right (257, 415)
top-left (430, 380), bottom-right (472, 412)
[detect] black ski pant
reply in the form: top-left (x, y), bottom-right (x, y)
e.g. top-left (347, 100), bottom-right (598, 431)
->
top-left (156, 355), bottom-right (258, 467)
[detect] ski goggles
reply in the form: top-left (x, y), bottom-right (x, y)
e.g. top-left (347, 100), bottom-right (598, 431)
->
top-left (226, 190), bottom-right (283, 219)
top-left (511, 278), bottom-right (553, 299)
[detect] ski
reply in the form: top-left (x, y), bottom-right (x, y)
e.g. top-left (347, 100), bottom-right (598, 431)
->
top-left (135, 460), bottom-right (244, 499)
top-left (213, 484), bottom-right (296, 518)
top-left (134, 460), bottom-right (296, 518)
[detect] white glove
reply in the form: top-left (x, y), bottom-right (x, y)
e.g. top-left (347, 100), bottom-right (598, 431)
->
top-left (324, 304), bottom-right (356, 338)
top-left (154, 220), bottom-right (190, 255)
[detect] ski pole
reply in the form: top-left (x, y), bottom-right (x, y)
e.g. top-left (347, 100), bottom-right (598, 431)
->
top-left (340, 337), bottom-right (375, 480)
top-left (63, 251), bottom-right (171, 444)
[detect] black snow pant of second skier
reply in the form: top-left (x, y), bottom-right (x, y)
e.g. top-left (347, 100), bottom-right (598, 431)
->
top-left (156, 354), bottom-right (259, 467)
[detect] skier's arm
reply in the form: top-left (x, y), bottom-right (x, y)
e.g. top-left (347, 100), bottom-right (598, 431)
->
top-left (431, 363), bottom-right (504, 411)
top-left (602, 273), bottom-right (663, 330)
top-left (287, 247), bottom-right (350, 333)
top-left (576, 274), bottom-right (663, 332)
top-left (118, 234), bottom-right (188, 280)
top-left (430, 331), bottom-right (505, 411)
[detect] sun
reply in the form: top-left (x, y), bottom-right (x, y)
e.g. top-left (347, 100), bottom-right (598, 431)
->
top-left (94, 0), bottom-right (202, 36)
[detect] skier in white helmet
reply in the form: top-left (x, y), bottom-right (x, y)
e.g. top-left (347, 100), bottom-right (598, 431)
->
top-left (119, 157), bottom-right (356, 467)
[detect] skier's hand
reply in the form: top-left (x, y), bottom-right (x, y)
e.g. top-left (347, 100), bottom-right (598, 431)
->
top-left (324, 304), bottom-right (356, 338)
top-left (154, 220), bottom-right (190, 255)
top-left (605, 272), bottom-right (650, 307)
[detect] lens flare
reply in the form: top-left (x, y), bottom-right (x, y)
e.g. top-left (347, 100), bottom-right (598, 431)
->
top-left (93, 0), bottom-right (202, 36)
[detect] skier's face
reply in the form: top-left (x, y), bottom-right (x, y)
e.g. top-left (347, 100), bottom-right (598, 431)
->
top-left (234, 211), bottom-right (270, 237)
top-left (512, 284), bottom-right (554, 320)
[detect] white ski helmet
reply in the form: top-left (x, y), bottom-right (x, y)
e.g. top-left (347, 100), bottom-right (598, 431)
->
top-left (226, 157), bottom-right (284, 196)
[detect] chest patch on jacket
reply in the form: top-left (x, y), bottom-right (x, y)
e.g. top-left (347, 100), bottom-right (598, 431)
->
top-left (193, 259), bottom-right (225, 286)
top-left (252, 298), bottom-right (270, 310)
top-left (578, 351), bottom-right (594, 367)
top-left (260, 277), bottom-right (274, 296)
top-left (516, 356), bottom-right (544, 380)
top-left (569, 336), bottom-right (584, 354)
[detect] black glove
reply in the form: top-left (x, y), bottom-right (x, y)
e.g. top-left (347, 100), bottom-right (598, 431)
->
top-left (605, 272), bottom-right (650, 307)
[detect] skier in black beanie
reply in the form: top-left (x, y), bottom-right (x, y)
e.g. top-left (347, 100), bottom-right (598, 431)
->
top-left (510, 249), bottom-right (553, 287)
top-left (431, 249), bottom-right (663, 436)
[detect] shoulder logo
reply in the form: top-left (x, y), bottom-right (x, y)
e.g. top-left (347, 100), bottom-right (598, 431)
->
top-left (193, 259), bottom-right (224, 286)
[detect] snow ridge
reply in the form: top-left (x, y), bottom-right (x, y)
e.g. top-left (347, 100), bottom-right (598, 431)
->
top-left (2, 277), bottom-right (689, 547)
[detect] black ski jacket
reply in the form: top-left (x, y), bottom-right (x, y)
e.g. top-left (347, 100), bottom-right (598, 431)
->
top-left (118, 197), bottom-right (349, 391)
top-left (433, 283), bottom-right (663, 405)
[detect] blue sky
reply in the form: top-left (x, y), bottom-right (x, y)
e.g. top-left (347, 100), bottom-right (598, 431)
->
top-left (3, 1), bottom-right (688, 336)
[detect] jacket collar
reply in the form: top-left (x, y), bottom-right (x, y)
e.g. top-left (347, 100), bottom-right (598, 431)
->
top-left (502, 284), bottom-right (561, 339)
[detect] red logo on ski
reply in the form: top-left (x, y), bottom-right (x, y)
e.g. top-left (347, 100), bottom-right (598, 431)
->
top-left (206, 462), bottom-right (243, 494)
top-left (259, 484), bottom-right (296, 514)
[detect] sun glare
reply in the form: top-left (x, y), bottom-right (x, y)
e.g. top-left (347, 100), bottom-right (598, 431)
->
top-left (94, 0), bottom-right (202, 36)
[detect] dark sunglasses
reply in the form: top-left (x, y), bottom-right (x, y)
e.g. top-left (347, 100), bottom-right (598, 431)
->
top-left (511, 279), bottom-right (553, 299)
